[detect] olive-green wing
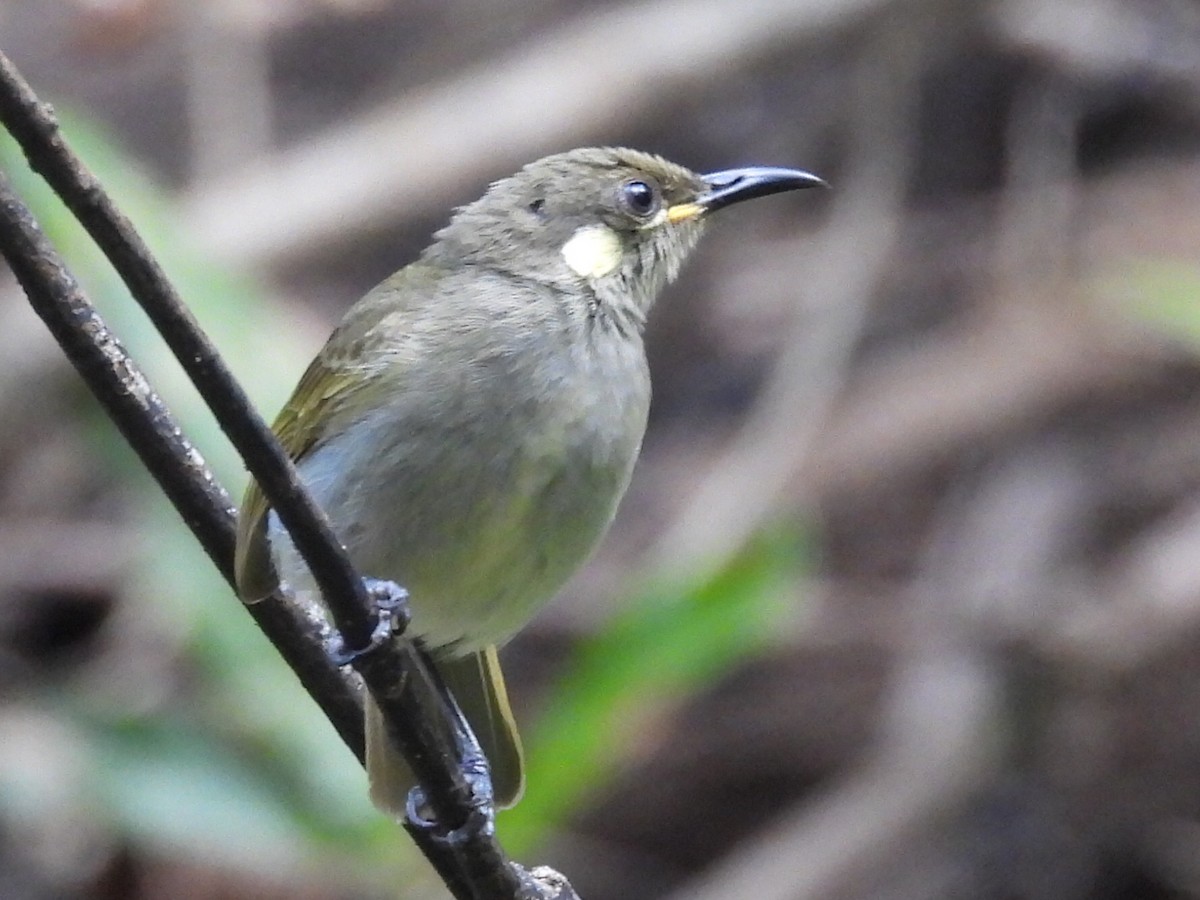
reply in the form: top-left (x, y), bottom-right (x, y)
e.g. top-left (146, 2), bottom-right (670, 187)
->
top-left (232, 267), bottom-right (429, 603)
top-left (234, 354), bottom-right (367, 601)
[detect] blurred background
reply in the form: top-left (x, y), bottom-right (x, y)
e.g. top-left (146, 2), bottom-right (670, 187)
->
top-left (3, 0), bottom-right (1200, 897)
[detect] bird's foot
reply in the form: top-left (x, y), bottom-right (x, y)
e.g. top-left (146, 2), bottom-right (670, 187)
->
top-left (325, 578), bottom-right (410, 666)
top-left (404, 743), bottom-right (496, 843)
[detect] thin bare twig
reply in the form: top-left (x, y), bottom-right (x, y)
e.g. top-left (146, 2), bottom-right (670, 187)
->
top-left (0, 51), bottom-right (573, 900)
top-left (0, 173), bottom-right (364, 753)
top-left (0, 50), bottom-right (378, 663)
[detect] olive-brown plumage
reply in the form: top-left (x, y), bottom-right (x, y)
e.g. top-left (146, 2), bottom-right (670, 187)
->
top-left (234, 147), bottom-right (822, 815)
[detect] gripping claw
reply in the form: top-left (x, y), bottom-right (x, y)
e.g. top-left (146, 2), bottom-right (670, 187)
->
top-left (403, 692), bottom-right (498, 840)
top-left (325, 578), bottom-right (410, 666)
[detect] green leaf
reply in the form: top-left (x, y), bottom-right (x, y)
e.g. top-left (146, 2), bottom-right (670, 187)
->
top-left (501, 527), bottom-right (809, 852)
top-left (1098, 259), bottom-right (1200, 351)
top-left (86, 718), bottom-right (311, 869)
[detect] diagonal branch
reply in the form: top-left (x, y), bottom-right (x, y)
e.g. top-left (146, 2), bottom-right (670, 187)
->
top-left (0, 171), bottom-right (366, 757)
top-left (0, 51), bottom-right (573, 900)
top-left (0, 50), bottom-right (378, 658)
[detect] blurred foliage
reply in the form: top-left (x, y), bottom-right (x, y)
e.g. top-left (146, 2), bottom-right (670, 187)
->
top-left (506, 528), bottom-right (809, 853)
top-left (1, 112), bottom-right (406, 881)
top-left (1101, 260), bottom-right (1200, 352)
top-left (6, 0), bottom-right (1200, 893)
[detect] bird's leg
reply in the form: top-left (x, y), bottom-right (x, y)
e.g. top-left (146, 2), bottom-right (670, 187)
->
top-left (324, 577), bottom-right (410, 666)
top-left (405, 648), bottom-right (498, 843)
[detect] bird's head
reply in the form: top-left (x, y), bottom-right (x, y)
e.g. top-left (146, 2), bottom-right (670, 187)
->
top-left (424, 147), bottom-right (824, 331)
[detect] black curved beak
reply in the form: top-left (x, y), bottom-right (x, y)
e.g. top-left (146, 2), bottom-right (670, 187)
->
top-left (698, 166), bottom-right (827, 212)
top-left (667, 165), bottom-right (826, 223)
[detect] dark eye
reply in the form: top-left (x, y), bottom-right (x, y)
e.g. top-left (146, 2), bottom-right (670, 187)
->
top-left (528, 197), bottom-right (547, 218)
top-left (620, 179), bottom-right (660, 218)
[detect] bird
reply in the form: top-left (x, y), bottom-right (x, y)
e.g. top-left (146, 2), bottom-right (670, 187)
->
top-left (234, 146), bottom-right (824, 816)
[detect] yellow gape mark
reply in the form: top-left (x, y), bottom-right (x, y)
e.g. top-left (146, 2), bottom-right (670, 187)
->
top-left (666, 202), bottom-right (704, 224)
top-left (561, 225), bottom-right (623, 279)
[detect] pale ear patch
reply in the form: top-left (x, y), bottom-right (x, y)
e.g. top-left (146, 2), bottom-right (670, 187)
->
top-left (561, 225), bottom-right (622, 279)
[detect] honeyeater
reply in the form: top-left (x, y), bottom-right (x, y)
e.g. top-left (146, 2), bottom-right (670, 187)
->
top-left (234, 147), bottom-right (823, 815)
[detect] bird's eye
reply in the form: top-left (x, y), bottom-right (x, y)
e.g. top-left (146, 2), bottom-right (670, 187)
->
top-left (529, 197), bottom-right (547, 218)
top-left (620, 179), bottom-right (660, 218)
